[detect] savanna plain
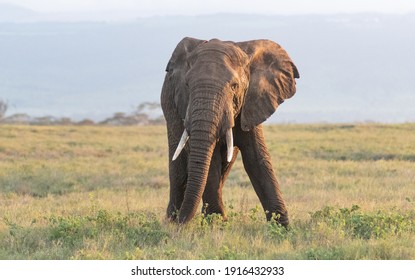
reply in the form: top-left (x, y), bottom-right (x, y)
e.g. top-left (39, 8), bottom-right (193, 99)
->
top-left (0, 124), bottom-right (414, 260)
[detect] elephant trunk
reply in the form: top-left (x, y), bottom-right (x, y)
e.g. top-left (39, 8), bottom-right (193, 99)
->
top-left (177, 93), bottom-right (221, 223)
top-left (178, 128), bottom-right (215, 223)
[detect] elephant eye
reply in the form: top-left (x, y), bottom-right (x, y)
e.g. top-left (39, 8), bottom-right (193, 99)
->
top-left (231, 83), bottom-right (239, 91)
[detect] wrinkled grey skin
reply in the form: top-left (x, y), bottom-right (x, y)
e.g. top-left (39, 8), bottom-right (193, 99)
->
top-left (161, 37), bottom-right (299, 226)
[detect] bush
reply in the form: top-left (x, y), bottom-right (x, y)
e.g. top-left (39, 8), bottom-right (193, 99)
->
top-left (49, 210), bottom-right (169, 248)
top-left (309, 205), bottom-right (415, 239)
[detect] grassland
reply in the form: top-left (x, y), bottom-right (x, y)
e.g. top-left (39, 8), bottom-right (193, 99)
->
top-left (0, 124), bottom-right (414, 260)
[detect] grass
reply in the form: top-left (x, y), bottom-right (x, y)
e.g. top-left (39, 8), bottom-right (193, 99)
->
top-left (0, 123), bottom-right (414, 259)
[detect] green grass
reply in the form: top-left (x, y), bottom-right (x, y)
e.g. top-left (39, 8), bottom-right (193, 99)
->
top-left (0, 123), bottom-right (414, 259)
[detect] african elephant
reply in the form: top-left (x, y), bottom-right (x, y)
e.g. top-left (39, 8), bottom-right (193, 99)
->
top-left (161, 37), bottom-right (299, 226)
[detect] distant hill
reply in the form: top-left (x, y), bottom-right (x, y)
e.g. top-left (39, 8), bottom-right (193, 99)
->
top-left (1, 14), bottom-right (414, 122)
top-left (0, 3), bottom-right (39, 22)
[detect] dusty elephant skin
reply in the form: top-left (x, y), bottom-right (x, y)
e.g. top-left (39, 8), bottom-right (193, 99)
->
top-left (160, 37), bottom-right (299, 226)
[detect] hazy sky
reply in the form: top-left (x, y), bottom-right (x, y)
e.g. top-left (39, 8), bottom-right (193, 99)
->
top-left (3, 0), bottom-right (415, 16)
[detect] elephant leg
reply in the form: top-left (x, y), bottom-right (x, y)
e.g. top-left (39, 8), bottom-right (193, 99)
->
top-left (202, 145), bottom-right (239, 219)
top-left (220, 146), bottom-right (240, 186)
top-left (166, 122), bottom-right (188, 221)
top-left (201, 144), bottom-right (224, 217)
top-left (236, 125), bottom-right (289, 226)
top-left (167, 153), bottom-right (187, 220)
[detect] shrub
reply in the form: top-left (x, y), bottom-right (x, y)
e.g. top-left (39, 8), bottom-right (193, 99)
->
top-left (310, 205), bottom-right (415, 239)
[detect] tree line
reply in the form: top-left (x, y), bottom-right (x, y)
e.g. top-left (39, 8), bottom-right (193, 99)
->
top-left (0, 100), bottom-right (165, 126)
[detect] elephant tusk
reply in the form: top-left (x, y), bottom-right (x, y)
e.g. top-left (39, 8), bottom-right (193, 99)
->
top-left (226, 128), bottom-right (233, 162)
top-left (172, 130), bottom-right (189, 161)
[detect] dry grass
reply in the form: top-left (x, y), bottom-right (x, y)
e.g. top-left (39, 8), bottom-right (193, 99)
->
top-left (0, 123), bottom-right (414, 259)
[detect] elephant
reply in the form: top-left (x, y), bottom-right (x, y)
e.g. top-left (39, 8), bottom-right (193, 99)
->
top-left (160, 37), bottom-right (299, 226)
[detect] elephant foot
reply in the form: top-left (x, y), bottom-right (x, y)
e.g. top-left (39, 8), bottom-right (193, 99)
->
top-left (278, 216), bottom-right (289, 228)
top-left (203, 212), bottom-right (228, 222)
top-left (266, 211), bottom-right (289, 228)
top-left (201, 203), bottom-right (227, 221)
top-left (166, 205), bottom-right (179, 222)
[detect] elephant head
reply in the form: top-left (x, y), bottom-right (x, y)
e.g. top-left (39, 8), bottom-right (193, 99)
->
top-left (161, 37), bottom-right (299, 225)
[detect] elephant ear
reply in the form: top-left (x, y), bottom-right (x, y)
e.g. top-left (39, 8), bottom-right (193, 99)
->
top-left (165, 37), bottom-right (207, 119)
top-left (237, 40), bottom-right (300, 131)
